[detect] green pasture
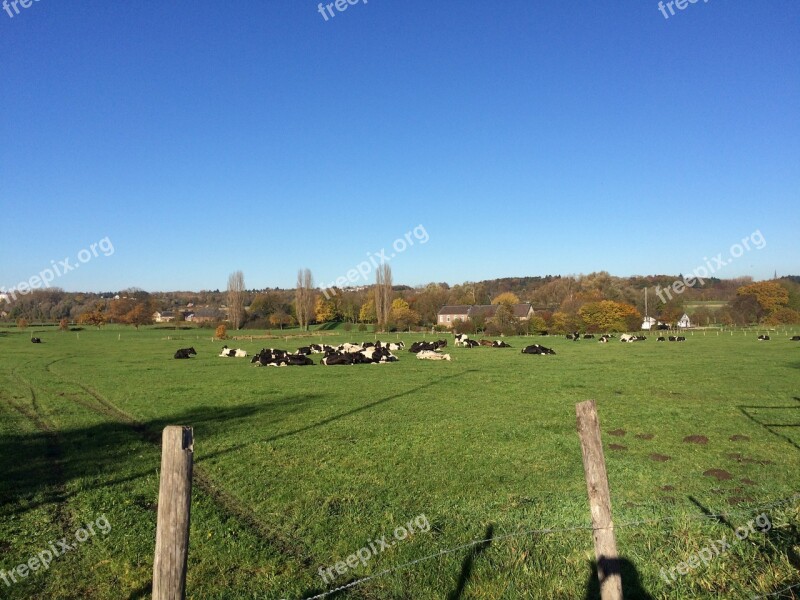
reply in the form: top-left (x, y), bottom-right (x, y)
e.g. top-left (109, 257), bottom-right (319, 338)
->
top-left (0, 326), bottom-right (798, 599)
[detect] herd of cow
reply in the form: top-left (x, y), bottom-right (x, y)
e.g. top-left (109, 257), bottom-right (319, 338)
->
top-left (169, 331), bottom-right (800, 365)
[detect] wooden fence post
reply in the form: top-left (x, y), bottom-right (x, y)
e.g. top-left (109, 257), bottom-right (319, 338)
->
top-left (576, 400), bottom-right (623, 600)
top-left (153, 426), bottom-right (194, 600)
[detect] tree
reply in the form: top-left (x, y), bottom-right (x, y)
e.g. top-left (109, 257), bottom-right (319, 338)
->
top-left (16, 317), bottom-right (28, 330)
top-left (269, 311), bottom-right (293, 330)
top-left (492, 303), bottom-right (519, 335)
top-left (227, 271), bottom-right (245, 330)
top-left (59, 318), bottom-right (69, 331)
top-left (579, 300), bottom-right (641, 332)
top-left (390, 298), bottom-right (419, 331)
top-left (374, 264), bottom-right (393, 331)
top-left (359, 297), bottom-right (376, 323)
top-left (77, 308), bottom-right (106, 329)
top-left (215, 324), bottom-right (227, 340)
top-left (315, 296), bottom-right (336, 323)
top-left (737, 282), bottom-right (789, 319)
top-left (492, 292), bottom-right (520, 307)
top-left (295, 269), bottom-right (315, 331)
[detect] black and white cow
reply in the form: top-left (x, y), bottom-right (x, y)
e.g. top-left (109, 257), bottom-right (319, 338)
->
top-left (464, 339), bottom-right (479, 348)
top-left (657, 337), bottom-right (666, 342)
top-left (409, 340), bottom-right (447, 353)
top-left (30, 337), bottom-right (42, 343)
top-left (521, 344), bottom-right (556, 355)
top-left (757, 335), bottom-right (770, 341)
top-left (599, 336), bottom-right (610, 343)
top-left (454, 333), bottom-right (470, 347)
top-left (219, 345), bottom-right (247, 358)
top-left (174, 347), bottom-right (196, 359)
top-left (583, 334), bottom-right (595, 339)
top-left (791, 336), bottom-right (800, 341)
top-left (492, 340), bottom-right (512, 348)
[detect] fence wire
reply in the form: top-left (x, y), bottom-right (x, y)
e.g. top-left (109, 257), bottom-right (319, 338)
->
top-left (289, 492), bottom-right (800, 600)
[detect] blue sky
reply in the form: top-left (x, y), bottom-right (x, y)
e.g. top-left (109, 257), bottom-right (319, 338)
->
top-left (1, 0), bottom-right (798, 292)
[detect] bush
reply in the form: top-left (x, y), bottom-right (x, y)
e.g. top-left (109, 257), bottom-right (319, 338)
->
top-left (343, 322), bottom-right (353, 332)
top-left (16, 318), bottom-right (28, 330)
top-left (357, 323), bottom-right (367, 332)
top-left (59, 318), bottom-right (69, 331)
top-left (215, 324), bottom-right (227, 340)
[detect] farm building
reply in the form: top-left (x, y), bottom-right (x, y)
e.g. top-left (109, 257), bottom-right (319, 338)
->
top-left (186, 308), bottom-right (225, 323)
top-left (641, 316), bottom-right (657, 330)
top-left (152, 310), bottom-right (175, 323)
top-left (437, 303), bottom-right (534, 327)
top-left (677, 313), bottom-right (692, 328)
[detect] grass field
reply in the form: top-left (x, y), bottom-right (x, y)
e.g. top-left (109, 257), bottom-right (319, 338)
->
top-left (1, 326), bottom-right (799, 599)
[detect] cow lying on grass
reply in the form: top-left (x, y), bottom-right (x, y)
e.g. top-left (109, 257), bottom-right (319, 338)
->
top-left (321, 346), bottom-right (399, 365)
top-left (416, 350), bottom-right (451, 361)
top-left (219, 345), bottom-right (247, 358)
top-left (31, 337), bottom-right (42, 343)
top-left (251, 348), bottom-right (315, 366)
top-left (521, 344), bottom-right (556, 355)
top-left (792, 336), bottom-right (800, 341)
top-left (620, 334), bottom-right (646, 342)
top-left (174, 347), bottom-right (196, 359)
top-left (409, 340), bottom-right (448, 353)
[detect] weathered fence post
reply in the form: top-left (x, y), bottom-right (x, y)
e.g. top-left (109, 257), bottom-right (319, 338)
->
top-left (153, 426), bottom-right (194, 600)
top-left (576, 400), bottom-right (623, 600)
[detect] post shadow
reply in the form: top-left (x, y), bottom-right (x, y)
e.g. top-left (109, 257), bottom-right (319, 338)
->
top-left (447, 523), bottom-right (495, 600)
top-left (583, 556), bottom-right (653, 600)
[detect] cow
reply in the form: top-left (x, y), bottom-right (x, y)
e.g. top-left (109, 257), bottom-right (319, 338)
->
top-left (416, 350), bottom-right (451, 361)
top-left (599, 336), bottom-right (610, 343)
top-left (296, 346), bottom-right (312, 355)
top-left (521, 344), bottom-right (556, 355)
top-left (566, 332), bottom-right (580, 341)
top-left (791, 336), bottom-right (800, 341)
top-left (30, 337), bottom-right (42, 343)
top-left (409, 340), bottom-right (447, 353)
top-left (454, 333), bottom-right (470, 347)
top-left (464, 339), bottom-right (479, 348)
top-left (286, 354), bottom-right (315, 366)
top-left (219, 345), bottom-right (247, 358)
top-left (757, 335), bottom-right (770, 341)
top-left (174, 347), bottom-right (196, 359)
top-left (668, 336), bottom-right (677, 342)
top-left (492, 340), bottom-right (512, 348)
top-left (387, 341), bottom-right (405, 351)
top-left (676, 336), bottom-right (686, 342)
top-left (657, 337), bottom-right (666, 342)
top-left (583, 334), bottom-right (595, 339)
top-left (479, 339), bottom-right (494, 347)
top-left (620, 334), bottom-right (645, 342)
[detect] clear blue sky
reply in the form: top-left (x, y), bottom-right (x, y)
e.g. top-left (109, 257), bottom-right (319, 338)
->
top-left (1, 1), bottom-right (798, 292)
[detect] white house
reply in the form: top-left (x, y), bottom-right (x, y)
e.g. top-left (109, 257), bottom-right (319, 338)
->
top-left (677, 313), bottom-right (692, 329)
top-left (641, 316), bottom-right (657, 330)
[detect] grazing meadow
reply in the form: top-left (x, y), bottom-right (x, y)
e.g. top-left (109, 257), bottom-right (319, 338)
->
top-left (1, 325), bottom-right (798, 599)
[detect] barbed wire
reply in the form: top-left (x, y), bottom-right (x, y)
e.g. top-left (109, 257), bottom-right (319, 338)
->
top-left (287, 492), bottom-right (800, 600)
top-left (751, 581), bottom-right (800, 599)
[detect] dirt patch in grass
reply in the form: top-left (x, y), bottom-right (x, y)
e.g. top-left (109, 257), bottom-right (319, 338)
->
top-left (608, 429), bottom-right (626, 437)
top-left (649, 453), bottom-right (671, 462)
top-left (703, 469), bottom-right (733, 481)
top-left (635, 433), bottom-right (654, 440)
top-left (660, 485), bottom-right (675, 492)
top-left (741, 478), bottom-right (757, 486)
top-left (608, 444), bottom-right (627, 451)
top-left (683, 435), bottom-right (709, 445)
top-left (728, 496), bottom-right (754, 505)
top-left (729, 434), bottom-right (750, 442)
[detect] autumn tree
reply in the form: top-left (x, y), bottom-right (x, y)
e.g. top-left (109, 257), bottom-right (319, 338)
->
top-left (359, 297), bottom-right (376, 323)
top-left (315, 296), bottom-right (336, 323)
top-left (269, 311), bottom-right (293, 330)
top-left (16, 317), bottom-right (28, 330)
top-left (737, 282), bottom-right (789, 321)
top-left (374, 264), bottom-right (393, 332)
top-left (579, 300), bottom-right (641, 332)
top-left (390, 298), bottom-right (419, 331)
top-left (227, 271), bottom-right (246, 330)
top-left (492, 292), bottom-right (520, 307)
top-left (295, 269), bottom-right (315, 331)
top-left (77, 307), bottom-right (106, 329)
top-left (59, 318), bottom-right (69, 331)
top-left (215, 324), bottom-right (227, 340)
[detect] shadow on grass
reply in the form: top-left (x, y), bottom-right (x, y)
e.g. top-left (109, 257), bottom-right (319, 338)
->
top-left (263, 369), bottom-right (478, 445)
top-left (690, 496), bottom-right (800, 592)
top-left (583, 556), bottom-right (653, 600)
top-left (737, 395), bottom-right (800, 452)
top-left (447, 523), bottom-right (494, 600)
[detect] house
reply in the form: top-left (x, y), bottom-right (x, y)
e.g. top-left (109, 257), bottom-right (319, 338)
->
top-left (641, 316), bottom-right (657, 330)
top-left (677, 313), bottom-right (692, 329)
top-left (437, 305), bottom-right (471, 326)
top-left (437, 303), bottom-right (535, 327)
top-left (152, 311), bottom-right (175, 323)
top-left (186, 308), bottom-right (224, 323)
